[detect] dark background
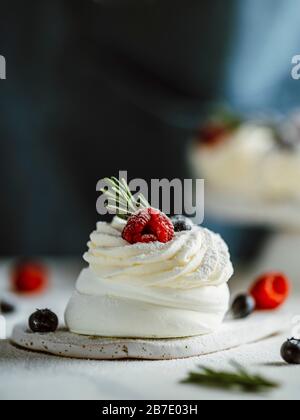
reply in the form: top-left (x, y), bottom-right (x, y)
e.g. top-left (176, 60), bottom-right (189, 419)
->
top-left (1, 0), bottom-right (300, 257)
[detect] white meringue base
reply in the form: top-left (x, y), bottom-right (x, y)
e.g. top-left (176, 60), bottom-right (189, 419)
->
top-left (65, 285), bottom-right (230, 339)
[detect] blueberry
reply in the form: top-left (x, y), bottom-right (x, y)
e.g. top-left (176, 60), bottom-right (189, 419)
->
top-left (171, 216), bottom-right (194, 232)
top-left (29, 309), bottom-right (58, 333)
top-left (231, 294), bottom-right (255, 319)
top-left (281, 339), bottom-right (300, 365)
top-left (0, 301), bottom-right (15, 314)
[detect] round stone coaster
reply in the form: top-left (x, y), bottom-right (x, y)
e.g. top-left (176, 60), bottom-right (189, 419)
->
top-left (11, 312), bottom-right (289, 360)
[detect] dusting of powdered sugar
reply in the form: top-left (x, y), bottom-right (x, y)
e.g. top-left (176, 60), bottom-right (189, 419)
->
top-left (83, 220), bottom-right (233, 289)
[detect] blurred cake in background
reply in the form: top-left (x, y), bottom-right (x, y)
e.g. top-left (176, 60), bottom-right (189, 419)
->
top-left (191, 110), bottom-right (300, 203)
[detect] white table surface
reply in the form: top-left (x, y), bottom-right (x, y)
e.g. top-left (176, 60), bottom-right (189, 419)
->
top-left (0, 234), bottom-right (300, 400)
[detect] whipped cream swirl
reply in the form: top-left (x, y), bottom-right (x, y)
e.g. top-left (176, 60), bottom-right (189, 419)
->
top-left (83, 217), bottom-right (233, 291)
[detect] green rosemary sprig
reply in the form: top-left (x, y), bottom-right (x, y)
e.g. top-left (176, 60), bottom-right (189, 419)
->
top-left (181, 361), bottom-right (279, 393)
top-left (100, 177), bottom-right (150, 219)
top-left (209, 106), bottom-right (244, 130)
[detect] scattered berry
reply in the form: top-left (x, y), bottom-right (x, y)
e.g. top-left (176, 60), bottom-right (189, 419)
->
top-left (122, 208), bottom-right (174, 244)
top-left (0, 301), bottom-right (15, 315)
top-left (231, 294), bottom-right (255, 319)
top-left (281, 339), bottom-right (300, 365)
top-left (171, 215), bottom-right (194, 232)
top-left (12, 261), bottom-right (48, 294)
top-left (29, 309), bottom-right (58, 333)
top-left (250, 272), bottom-right (290, 310)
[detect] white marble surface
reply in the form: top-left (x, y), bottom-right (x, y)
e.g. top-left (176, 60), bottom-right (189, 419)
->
top-left (0, 235), bottom-right (300, 400)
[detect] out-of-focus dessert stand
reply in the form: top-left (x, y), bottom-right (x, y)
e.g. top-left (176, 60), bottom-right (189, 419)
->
top-left (205, 189), bottom-right (300, 288)
top-left (191, 111), bottom-right (300, 287)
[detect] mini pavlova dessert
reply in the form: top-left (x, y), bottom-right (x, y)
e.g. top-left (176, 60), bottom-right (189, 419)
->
top-left (65, 178), bottom-right (234, 338)
top-left (191, 111), bottom-right (300, 202)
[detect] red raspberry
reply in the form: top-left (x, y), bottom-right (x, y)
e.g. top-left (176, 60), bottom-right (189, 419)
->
top-left (250, 272), bottom-right (290, 310)
top-left (122, 208), bottom-right (174, 244)
top-left (12, 261), bottom-right (48, 294)
top-left (197, 124), bottom-right (229, 147)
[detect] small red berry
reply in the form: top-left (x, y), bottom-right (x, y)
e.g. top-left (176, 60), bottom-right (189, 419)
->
top-left (12, 261), bottom-right (48, 294)
top-left (197, 124), bottom-right (230, 147)
top-left (250, 272), bottom-right (290, 310)
top-left (122, 208), bottom-right (174, 244)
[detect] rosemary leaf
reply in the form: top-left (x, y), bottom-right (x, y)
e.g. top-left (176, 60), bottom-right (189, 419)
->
top-left (101, 177), bottom-right (149, 218)
top-left (181, 362), bottom-right (279, 393)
